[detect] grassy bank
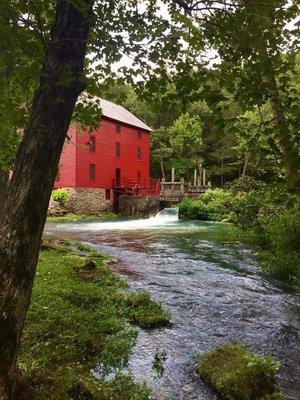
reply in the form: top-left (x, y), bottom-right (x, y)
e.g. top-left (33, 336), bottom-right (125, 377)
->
top-left (178, 179), bottom-right (300, 286)
top-left (198, 343), bottom-right (286, 400)
top-left (47, 212), bottom-right (119, 223)
top-left (18, 238), bottom-right (170, 399)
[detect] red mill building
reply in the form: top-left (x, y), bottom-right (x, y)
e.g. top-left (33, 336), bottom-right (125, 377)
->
top-left (53, 98), bottom-right (156, 214)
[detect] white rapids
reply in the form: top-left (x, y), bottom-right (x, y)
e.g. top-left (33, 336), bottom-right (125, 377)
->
top-left (55, 208), bottom-right (180, 232)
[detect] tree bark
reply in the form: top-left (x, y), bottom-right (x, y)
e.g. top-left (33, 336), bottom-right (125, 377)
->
top-left (0, 170), bottom-right (8, 216)
top-left (267, 72), bottom-right (300, 191)
top-left (160, 157), bottom-right (165, 180)
top-left (220, 153), bottom-right (224, 187)
top-left (0, 1), bottom-right (94, 398)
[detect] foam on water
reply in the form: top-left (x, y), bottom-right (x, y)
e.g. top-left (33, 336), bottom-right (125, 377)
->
top-left (56, 208), bottom-right (180, 231)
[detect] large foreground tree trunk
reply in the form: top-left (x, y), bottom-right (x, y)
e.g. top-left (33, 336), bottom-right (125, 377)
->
top-left (0, 1), bottom-right (94, 398)
top-left (0, 170), bottom-right (8, 216)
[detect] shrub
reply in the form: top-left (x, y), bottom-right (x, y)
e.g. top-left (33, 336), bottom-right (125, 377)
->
top-left (179, 189), bottom-right (233, 221)
top-left (229, 185), bottom-right (297, 230)
top-left (229, 191), bottom-right (263, 229)
top-left (254, 211), bottom-right (300, 284)
top-left (262, 211), bottom-right (300, 252)
top-left (178, 197), bottom-right (210, 220)
top-left (259, 250), bottom-right (300, 285)
top-left (52, 188), bottom-right (68, 206)
top-left (197, 343), bottom-right (281, 400)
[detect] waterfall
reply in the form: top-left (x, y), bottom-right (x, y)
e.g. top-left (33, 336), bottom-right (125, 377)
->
top-left (55, 207), bottom-right (180, 231)
top-left (154, 208), bottom-right (179, 221)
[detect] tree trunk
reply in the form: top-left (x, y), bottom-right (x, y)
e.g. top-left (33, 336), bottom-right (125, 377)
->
top-left (0, 1), bottom-right (94, 398)
top-left (0, 170), bottom-right (8, 216)
top-left (242, 153), bottom-right (250, 178)
top-left (267, 72), bottom-right (300, 191)
top-left (220, 153), bottom-right (224, 187)
top-left (160, 158), bottom-right (165, 180)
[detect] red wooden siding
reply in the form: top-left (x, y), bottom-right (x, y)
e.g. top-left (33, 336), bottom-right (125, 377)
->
top-left (54, 126), bottom-right (77, 188)
top-left (54, 117), bottom-right (150, 190)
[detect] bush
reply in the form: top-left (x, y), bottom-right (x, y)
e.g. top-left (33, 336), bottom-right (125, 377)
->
top-left (261, 211), bottom-right (300, 251)
top-left (178, 197), bottom-right (210, 220)
top-left (197, 343), bottom-right (281, 400)
top-left (52, 188), bottom-right (68, 206)
top-left (255, 210), bottom-right (300, 284)
top-left (259, 250), bottom-right (300, 284)
top-left (179, 189), bottom-right (233, 221)
top-left (229, 184), bottom-right (297, 230)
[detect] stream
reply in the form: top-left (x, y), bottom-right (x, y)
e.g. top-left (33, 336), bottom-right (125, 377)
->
top-left (45, 209), bottom-right (300, 400)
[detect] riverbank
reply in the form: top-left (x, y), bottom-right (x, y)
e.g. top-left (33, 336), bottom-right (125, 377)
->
top-left (47, 212), bottom-right (119, 223)
top-left (18, 238), bottom-right (170, 399)
top-left (178, 183), bottom-right (300, 287)
top-left (44, 218), bottom-right (300, 399)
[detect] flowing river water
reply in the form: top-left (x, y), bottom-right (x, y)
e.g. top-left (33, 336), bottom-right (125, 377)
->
top-left (45, 209), bottom-right (300, 400)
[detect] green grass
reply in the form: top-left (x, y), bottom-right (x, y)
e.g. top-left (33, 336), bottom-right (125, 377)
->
top-left (197, 343), bottom-right (285, 400)
top-left (125, 291), bottom-right (171, 329)
top-left (18, 238), bottom-right (170, 399)
top-left (47, 212), bottom-right (119, 223)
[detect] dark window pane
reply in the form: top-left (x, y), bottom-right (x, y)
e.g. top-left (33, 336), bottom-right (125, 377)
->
top-left (89, 164), bottom-right (95, 181)
top-left (116, 123), bottom-right (121, 132)
top-left (89, 135), bottom-right (96, 152)
top-left (116, 142), bottom-right (121, 157)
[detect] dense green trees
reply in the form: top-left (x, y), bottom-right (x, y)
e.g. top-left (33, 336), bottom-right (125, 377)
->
top-left (121, 0), bottom-right (299, 190)
top-left (200, 0), bottom-right (300, 189)
top-left (151, 113), bottom-right (203, 179)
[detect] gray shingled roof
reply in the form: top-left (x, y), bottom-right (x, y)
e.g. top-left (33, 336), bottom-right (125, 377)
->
top-left (78, 95), bottom-right (152, 132)
top-left (100, 98), bottom-right (152, 131)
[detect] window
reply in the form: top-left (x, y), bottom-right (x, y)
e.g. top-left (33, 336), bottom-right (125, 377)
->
top-left (105, 189), bottom-right (111, 200)
top-left (55, 168), bottom-right (60, 181)
top-left (137, 146), bottom-right (141, 161)
top-left (116, 142), bottom-right (121, 157)
top-left (89, 135), bottom-right (96, 152)
top-left (116, 123), bottom-right (121, 132)
top-left (115, 168), bottom-right (121, 187)
top-left (137, 130), bottom-right (142, 139)
top-left (137, 171), bottom-right (141, 183)
top-left (89, 163), bottom-right (95, 181)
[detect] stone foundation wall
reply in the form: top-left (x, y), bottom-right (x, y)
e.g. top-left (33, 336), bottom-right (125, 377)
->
top-left (118, 195), bottom-right (160, 217)
top-left (58, 188), bottom-right (112, 215)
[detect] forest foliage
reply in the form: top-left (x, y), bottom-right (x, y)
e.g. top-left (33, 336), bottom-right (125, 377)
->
top-left (1, 0), bottom-right (299, 190)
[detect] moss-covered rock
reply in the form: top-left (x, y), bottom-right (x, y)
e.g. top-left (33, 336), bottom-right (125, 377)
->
top-left (125, 291), bottom-right (171, 329)
top-left (197, 343), bottom-right (283, 400)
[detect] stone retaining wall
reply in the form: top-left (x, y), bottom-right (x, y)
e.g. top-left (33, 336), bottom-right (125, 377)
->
top-left (65, 188), bottom-right (112, 214)
top-left (50, 188), bottom-right (112, 215)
